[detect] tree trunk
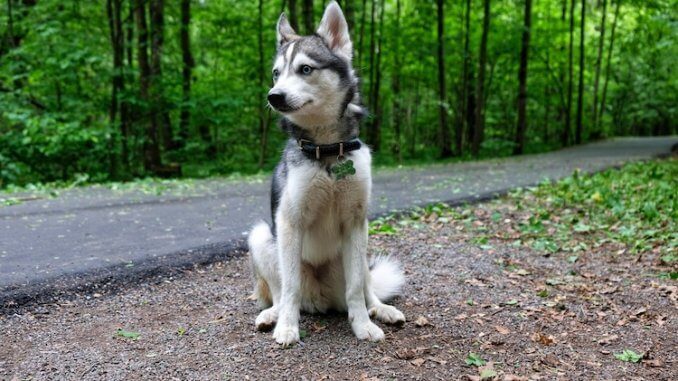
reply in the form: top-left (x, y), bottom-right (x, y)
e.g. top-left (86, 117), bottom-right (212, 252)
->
top-left (257, 0), bottom-right (269, 168)
top-left (472, 0), bottom-right (490, 156)
top-left (366, 0), bottom-right (376, 147)
top-left (179, 0), bottom-right (194, 148)
top-left (457, 0), bottom-right (472, 156)
top-left (135, 0), bottom-right (161, 172)
top-left (574, 0), bottom-right (585, 144)
top-left (391, 0), bottom-right (402, 162)
top-left (343, 0), bottom-right (355, 37)
top-left (369, 0), bottom-right (385, 152)
top-left (513, 0), bottom-right (532, 155)
top-left (107, 0), bottom-right (129, 174)
top-left (302, 0), bottom-right (313, 35)
top-left (591, 0), bottom-right (607, 137)
top-left (150, 0), bottom-right (173, 152)
top-left (357, 0), bottom-right (366, 69)
top-left (288, 0), bottom-right (299, 31)
top-left (599, 0), bottom-right (620, 134)
top-left (436, 0), bottom-right (452, 158)
top-left (563, 0), bottom-right (575, 146)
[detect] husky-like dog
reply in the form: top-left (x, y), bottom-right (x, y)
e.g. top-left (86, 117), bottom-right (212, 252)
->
top-left (247, 2), bottom-right (406, 346)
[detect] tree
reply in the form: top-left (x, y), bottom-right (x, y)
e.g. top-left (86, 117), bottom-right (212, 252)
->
top-left (591, 0), bottom-right (607, 136)
top-left (257, 0), bottom-right (269, 168)
top-left (149, 0), bottom-right (173, 152)
top-left (135, 0), bottom-right (161, 172)
top-left (457, 0), bottom-right (472, 156)
top-left (513, 0), bottom-right (532, 155)
top-left (179, 0), bottom-right (194, 147)
top-left (563, 0), bottom-right (575, 146)
top-left (599, 0), bottom-right (620, 134)
top-left (574, 0), bottom-right (585, 144)
top-left (472, 0), bottom-right (491, 156)
top-left (288, 0), bottom-right (299, 31)
top-left (106, 0), bottom-right (130, 174)
top-left (391, 0), bottom-right (402, 162)
top-left (436, 0), bottom-right (451, 158)
top-left (302, 0), bottom-right (313, 35)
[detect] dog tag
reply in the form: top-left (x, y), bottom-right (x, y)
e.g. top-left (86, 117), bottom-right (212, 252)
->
top-left (331, 159), bottom-right (355, 180)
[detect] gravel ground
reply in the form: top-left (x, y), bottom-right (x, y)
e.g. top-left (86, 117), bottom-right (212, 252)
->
top-left (1, 199), bottom-right (676, 380)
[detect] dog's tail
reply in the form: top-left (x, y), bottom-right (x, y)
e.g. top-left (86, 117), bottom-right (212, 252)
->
top-left (369, 256), bottom-right (405, 302)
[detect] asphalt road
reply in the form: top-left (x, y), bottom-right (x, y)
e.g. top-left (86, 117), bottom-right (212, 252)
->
top-left (0, 137), bottom-right (675, 304)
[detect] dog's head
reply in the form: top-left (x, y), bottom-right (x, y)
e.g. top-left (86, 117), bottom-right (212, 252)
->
top-left (268, 1), bottom-right (359, 129)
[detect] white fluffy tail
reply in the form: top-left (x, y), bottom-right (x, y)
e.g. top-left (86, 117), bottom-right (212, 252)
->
top-left (248, 221), bottom-right (274, 255)
top-left (369, 256), bottom-right (405, 302)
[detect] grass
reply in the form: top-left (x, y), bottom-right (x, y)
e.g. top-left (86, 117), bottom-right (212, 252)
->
top-left (370, 158), bottom-right (677, 259)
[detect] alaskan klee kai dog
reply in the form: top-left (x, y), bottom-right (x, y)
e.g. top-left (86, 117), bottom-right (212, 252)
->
top-left (247, 1), bottom-right (405, 346)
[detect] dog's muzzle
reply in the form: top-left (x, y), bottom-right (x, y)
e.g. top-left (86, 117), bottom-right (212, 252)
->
top-left (268, 90), bottom-right (290, 111)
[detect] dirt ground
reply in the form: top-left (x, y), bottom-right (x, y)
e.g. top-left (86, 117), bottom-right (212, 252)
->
top-left (1, 200), bottom-right (676, 380)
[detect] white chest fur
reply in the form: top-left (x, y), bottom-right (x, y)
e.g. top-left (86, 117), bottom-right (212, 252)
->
top-left (278, 148), bottom-right (372, 265)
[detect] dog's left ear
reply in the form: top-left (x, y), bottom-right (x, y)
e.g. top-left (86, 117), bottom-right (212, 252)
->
top-left (317, 1), bottom-right (352, 61)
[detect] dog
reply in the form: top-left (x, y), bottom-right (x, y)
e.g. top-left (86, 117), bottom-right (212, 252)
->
top-left (247, 1), bottom-right (406, 346)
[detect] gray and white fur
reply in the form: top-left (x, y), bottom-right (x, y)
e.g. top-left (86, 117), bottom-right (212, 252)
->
top-left (247, 1), bottom-right (406, 346)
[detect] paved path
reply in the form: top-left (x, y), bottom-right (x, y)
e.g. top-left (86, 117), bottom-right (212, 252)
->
top-left (0, 137), bottom-right (675, 302)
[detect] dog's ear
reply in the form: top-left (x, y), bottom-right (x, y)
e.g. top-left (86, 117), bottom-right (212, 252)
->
top-left (316, 1), bottom-right (352, 61)
top-left (277, 13), bottom-right (298, 46)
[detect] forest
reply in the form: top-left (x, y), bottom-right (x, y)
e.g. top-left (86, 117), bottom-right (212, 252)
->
top-left (0, 0), bottom-right (675, 187)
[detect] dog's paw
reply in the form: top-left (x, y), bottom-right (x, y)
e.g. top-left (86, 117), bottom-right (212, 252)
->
top-left (273, 324), bottom-right (299, 347)
top-left (369, 305), bottom-right (405, 326)
top-left (351, 320), bottom-right (385, 342)
top-left (255, 307), bottom-right (278, 331)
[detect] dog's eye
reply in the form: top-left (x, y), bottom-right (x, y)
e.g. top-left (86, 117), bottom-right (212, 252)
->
top-left (272, 69), bottom-right (280, 80)
top-left (300, 65), bottom-right (314, 75)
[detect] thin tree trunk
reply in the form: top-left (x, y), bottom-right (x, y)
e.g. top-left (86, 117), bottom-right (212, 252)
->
top-left (391, 0), bottom-right (402, 162)
top-left (357, 0), bottom-right (366, 69)
top-left (370, 0), bottom-right (385, 152)
top-left (257, 0), bottom-right (269, 168)
top-left (366, 0), bottom-right (376, 146)
top-left (436, 0), bottom-right (451, 158)
top-left (179, 0), bottom-right (194, 148)
top-left (135, 0), bottom-right (161, 172)
top-left (341, 0), bottom-right (355, 35)
top-left (574, 0), bottom-right (585, 144)
top-left (563, 0), bottom-right (575, 146)
top-left (472, 0), bottom-right (490, 156)
top-left (108, 0), bottom-right (129, 173)
top-left (6, 0), bottom-right (14, 50)
top-left (592, 0), bottom-right (607, 137)
top-left (599, 0), bottom-right (620, 134)
top-left (288, 0), bottom-right (299, 31)
top-left (457, 0), bottom-right (472, 156)
top-left (513, 0), bottom-right (532, 155)
top-left (302, 0), bottom-right (313, 35)
top-left (150, 0), bottom-right (173, 152)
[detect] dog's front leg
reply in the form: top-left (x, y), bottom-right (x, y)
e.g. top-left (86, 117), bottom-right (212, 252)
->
top-left (273, 217), bottom-right (303, 346)
top-left (342, 220), bottom-right (385, 341)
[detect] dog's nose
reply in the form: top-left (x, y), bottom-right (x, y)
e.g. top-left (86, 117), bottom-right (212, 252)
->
top-left (267, 91), bottom-right (288, 109)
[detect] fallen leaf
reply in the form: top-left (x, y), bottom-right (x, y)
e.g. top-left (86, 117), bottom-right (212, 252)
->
top-left (455, 314), bottom-right (468, 320)
top-left (632, 307), bottom-right (647, 317)
top-left (394, 349), bottom-right (416, 360)
top-left (494, 325), bottom-right (510, 335)
top-left (411, 358), bottom-right (425, 367)
top-left (531, 332), bottom-right (555, 346)
top-left (414, 316), bottom-right (430, 327)
top-left (642, 358), bottom-right (663, 367)
top-left (597, 334), bottom-right (619, 346)
top-left (503, 375), bottom-right (527, 381)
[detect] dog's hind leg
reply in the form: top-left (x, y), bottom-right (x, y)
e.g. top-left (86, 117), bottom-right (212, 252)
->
top-left (248, 222), bottom-right (281, 331)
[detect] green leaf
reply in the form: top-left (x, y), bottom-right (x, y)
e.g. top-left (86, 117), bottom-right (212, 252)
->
top-left (480, 368), bottom-right (497, 380)
top-left (614, 349), bottom-right (642, 363)
top-left (299, 329), bottom-right (308, 339)
top-left (567, 255), bottom-right (579, 264)
top-left (116, 329), bottom-right (140, 340)
top-left (465, 352), bottom-right (486, 367)
top-left (537, 289), bottom-right (549, 298)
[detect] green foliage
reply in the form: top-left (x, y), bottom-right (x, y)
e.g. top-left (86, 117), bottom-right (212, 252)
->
top-left (614, 349), bottom-right (642, 363)
top-left (0, 0), bottom-right (675, 188)
top-left (465, 352), bottom-right (487, 367)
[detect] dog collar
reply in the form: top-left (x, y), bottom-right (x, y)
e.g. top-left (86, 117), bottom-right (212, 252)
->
top-left (298, 138), bottom-right (361, 160)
